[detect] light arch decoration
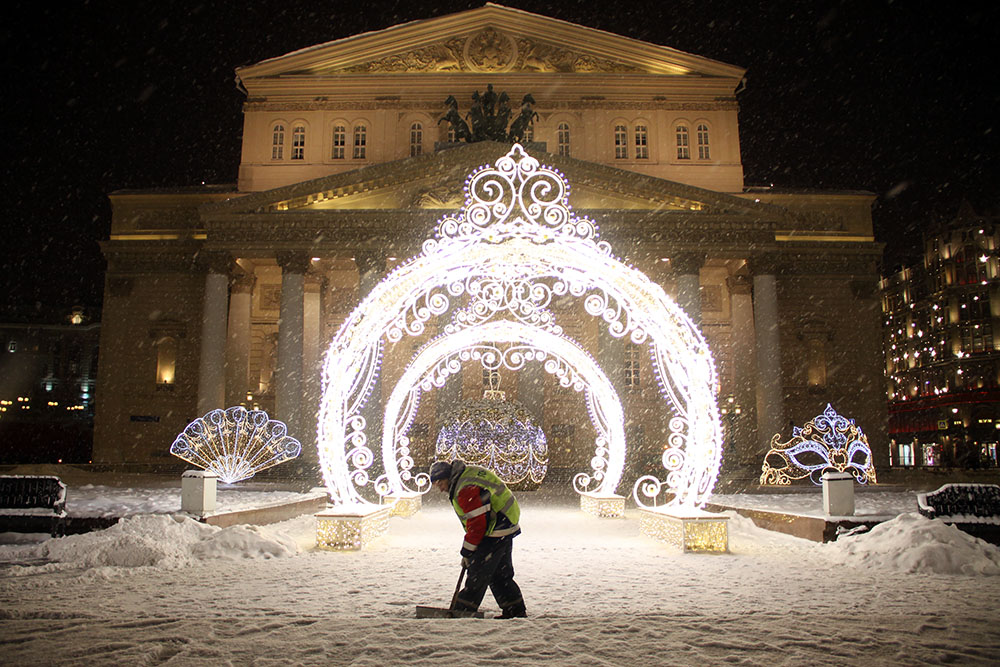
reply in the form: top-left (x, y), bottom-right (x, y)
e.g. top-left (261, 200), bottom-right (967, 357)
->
top-left (378, 319), bottom-right (626, 497)
top-left (318, 144), bottom-right (723, 509)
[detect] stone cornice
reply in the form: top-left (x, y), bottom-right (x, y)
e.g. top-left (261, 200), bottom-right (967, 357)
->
top-left (242, 99), bottom-right (740, 113)
top-left (100, 240), bottom-right (203, 273)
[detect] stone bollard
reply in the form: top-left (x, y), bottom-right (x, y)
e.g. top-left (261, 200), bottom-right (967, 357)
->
top-left (822, 471), bottom-right (855, 516)
top-left (181, 470), bottom-right (218, 516)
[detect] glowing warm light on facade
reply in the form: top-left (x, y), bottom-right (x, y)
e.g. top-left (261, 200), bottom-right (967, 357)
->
top-left (318, 145), bottom-right (722, 509)
top-left (170, 406), bottom-right (302, 484)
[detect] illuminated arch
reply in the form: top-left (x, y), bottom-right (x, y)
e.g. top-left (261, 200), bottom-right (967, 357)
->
top-left (318, 145), bottom-right (722, 509)
top-left (378, 320), bottom-right (626, 497)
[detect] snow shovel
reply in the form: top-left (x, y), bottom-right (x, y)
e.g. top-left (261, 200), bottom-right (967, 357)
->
top-left (415, 564), bottom-right (484, 618)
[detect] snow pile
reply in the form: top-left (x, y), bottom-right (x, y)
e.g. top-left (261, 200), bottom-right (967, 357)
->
top-left (825, 512), bottom-right (1000, 576)
top-left (3, 514), bottom-right (300, 570)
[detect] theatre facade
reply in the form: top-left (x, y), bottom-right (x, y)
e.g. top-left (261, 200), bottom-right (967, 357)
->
top-left (93, 5), bottom-right (888, 486)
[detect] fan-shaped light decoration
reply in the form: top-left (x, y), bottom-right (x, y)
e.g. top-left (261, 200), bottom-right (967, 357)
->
top-left (436, 388), bottom-right (548, 488)
top-left (170, 406), bottom-right (302, 484)
top-left (760, 404), bottom-right (876, 486)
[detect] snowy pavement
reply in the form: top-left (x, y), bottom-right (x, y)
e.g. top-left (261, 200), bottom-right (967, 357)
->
top-left (2, 489), bottom-right (999, 665)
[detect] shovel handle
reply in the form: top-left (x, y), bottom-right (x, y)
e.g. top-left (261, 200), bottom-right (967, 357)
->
top-left (449, 564), bottom-right (467, 610)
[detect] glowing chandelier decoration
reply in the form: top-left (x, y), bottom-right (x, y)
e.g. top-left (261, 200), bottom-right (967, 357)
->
top-left (760, 404), bottom-right (877, 486)
top-left (435, 376), bottom-right (549, 488)
top-left (171, 406), bottom-right (302, 484)
top-left (318, 144), bottom-right (723, 508)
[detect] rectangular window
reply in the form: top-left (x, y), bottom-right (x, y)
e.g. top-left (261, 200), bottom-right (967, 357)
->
top-left (676, 126), bottom-right (690, 159)
top-left (634, 125), bottom-right (648, 159)
top-left (291, 125), bottom-right (305, 160)
top-left (557, 123), bottom-right (570, 156)
top-left (624, 343), bottom-right (641, 388)
top-left (697, 124), bottom-right (711, 160)
top-left (353, 125), bottom-right (367, 159)
top-left (332, 125), bottom-right (346, 159)
top-left (614, 125), bottom-right (628, 159)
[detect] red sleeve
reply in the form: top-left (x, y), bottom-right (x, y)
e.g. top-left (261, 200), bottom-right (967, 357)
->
top-left (456, 485), bottom-right (488, 550)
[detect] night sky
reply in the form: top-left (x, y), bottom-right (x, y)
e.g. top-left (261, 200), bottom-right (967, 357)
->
top-left (3, 0), bottom-right (997, 314)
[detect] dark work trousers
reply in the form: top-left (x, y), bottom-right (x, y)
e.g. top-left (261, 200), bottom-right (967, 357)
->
top-left (454, 535), bottom-right (524, 614)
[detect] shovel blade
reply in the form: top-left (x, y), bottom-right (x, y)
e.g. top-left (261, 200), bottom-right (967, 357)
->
top-left (415, 605), bottom-right (484, 619)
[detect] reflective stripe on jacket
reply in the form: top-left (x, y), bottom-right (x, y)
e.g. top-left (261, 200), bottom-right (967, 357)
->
top-left (450, 465), bottom-right (520, 551)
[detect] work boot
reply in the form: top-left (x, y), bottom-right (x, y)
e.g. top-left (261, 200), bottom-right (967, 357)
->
top-left (498, 602), bottom-right (527, 619)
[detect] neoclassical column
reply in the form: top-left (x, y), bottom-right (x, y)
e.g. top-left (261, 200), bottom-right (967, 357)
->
top-left (275, 252), bottom-right (311, 444)
top-left (225, 267), bottom-right (255, 408)
top-left (671, 252), bottom-right (706, 325)
top-left (726, 273), bottom-right (759, 464)
top-left (354, 251), bottom-right (387, 450)
top-left (301, 271), bottom-right (324, 469)
top-left (747, 255), bottom-right (786, 454)
top-left (197, 252), bottom-right (231, 417)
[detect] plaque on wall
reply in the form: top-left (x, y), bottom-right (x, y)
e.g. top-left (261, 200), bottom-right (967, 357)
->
top-left (260, 285), bottom-right (281, 311)
top-left (700, 285), bottom-right (722, 312)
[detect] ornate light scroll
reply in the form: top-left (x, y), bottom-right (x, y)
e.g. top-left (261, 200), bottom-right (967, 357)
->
top-left (319, 144), bottom-right (722, 509)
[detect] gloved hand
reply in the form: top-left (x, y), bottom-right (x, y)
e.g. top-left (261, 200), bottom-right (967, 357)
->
top-left (461, 556), bottom-right (471, 569)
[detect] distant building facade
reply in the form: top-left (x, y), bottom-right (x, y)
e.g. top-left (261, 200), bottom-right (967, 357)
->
top-left (882, 202), bottom-right (1000, 469)
top-left (0, 307), bottom-right (99, 463)
top-left (94, 6), bottom-right (887, 484)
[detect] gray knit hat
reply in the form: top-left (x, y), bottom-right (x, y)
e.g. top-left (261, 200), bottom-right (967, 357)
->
top-left (429, 460), bottom-right (453, 482)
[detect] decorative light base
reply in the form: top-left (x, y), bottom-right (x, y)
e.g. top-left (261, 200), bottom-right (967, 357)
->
top-left (639, 507), bottom-right (729, 553)
top-left (384, 493), bottom-right (422, 517)
top-left (315, 505), bottom-right (391, 551)
top-left (579, 492), bottom-right (626, 518)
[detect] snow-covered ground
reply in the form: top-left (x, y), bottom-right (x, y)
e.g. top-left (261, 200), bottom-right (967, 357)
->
top-left (2, 484), bottom-right (999, 665)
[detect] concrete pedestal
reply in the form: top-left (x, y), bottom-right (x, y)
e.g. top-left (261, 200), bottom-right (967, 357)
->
top-left (181, 470), bottom-right (218, 516)
top-left (822, 471), bottom-right (855, 516)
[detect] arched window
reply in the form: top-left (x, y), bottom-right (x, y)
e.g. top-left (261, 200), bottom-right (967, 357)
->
top-left (634, 125), bottom-right (648, 159)
top-left (614, 124), bottom-right (628, 159)
top-left (409, 122), bottom-right (423, 157)
top-left (353, 125), bottom-right (367, 159)
top-left (291, 125), bottom-right (306, 160)
top-left (697, 124), bottom-right (711, 160)
top-left (156, 336), bottom-right (178, 385)
top-left (271, 124), bottom-right (285, 160)
top-left (557, 122), bottom-right (570, 156)
top-left (676, 125), bottom-right (690, 160)
top-left (331, 125), bottom-right (346, 159)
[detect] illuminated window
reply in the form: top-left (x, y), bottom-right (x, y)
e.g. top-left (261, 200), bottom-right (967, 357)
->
top-left (291, 125), bottom-right (305, 160)
top-left (7, 340), bottom-right (15, 353)
top-left (353, 125), bottom-right (367, 159)
top-left (332, 125), bottom-right (346, 159)
top-left (898, 442), bottom-right (914, 466)
top-left (697, 124), bottom-right (711, 159)
top-left (557, 122), bottom-right (570, 156)
top-left (625, 343), bottom-right (641, 388)
top-left (156, 336), bottom-right (178, 385)
top-left (409, 122), bottom-right (423, 157)
top-left (634, 125), bottom-right (648, 159)
top-left (614, 125), bottom-right (628, 159)
top-left (270, 124), bottom-right (285, 160)
top-left (676, 125), bottom-right (690, 159)
top-left (806, 338), bottom-right (827, 387)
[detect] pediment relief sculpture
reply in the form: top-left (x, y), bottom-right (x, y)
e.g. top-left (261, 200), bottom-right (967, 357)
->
top-left (342, 29), bottom-right (642, 74)
top-left (411, 185), bottom-right (464, 209)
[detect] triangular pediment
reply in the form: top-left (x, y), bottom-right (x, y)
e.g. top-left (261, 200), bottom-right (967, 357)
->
top-left (203, 143), bottom-right (788, 223)
top-left (237, 4), bottom-right (744, 81)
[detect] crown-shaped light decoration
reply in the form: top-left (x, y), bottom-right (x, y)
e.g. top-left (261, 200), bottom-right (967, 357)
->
top-left (319, 144), bottom-right (722, 509)
top-left (760, 404), bottom-right (876, 486)
top-left (171, 406), bottom-right (302, 484)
